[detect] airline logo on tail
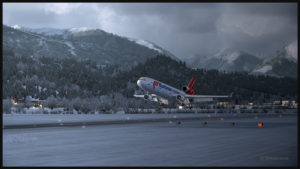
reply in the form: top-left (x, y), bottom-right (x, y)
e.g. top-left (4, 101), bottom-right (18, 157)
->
top-left (185, 77), bottom-right (196, 95)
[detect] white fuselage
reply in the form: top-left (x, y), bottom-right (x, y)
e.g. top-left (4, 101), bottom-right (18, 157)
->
top-left (137, 77), bottom-right (186, 101)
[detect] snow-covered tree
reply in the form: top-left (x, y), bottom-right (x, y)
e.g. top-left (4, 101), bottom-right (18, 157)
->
top-left (80, 99), bottom-right (91, 114)
top-left (71, 97), bottom-right (82, 112)
top-left (88, 97), bottom-right (101, 113)
top-left (99, 95), bottom-right (113, 112)
top-left (44, 95), bottom-right (57, 109)
top-left (15, 103), bottom-right (24, 113)
top-left (2, 99), bottom-right (12, 114)
top-left (61, 97), bottom-right (71, 110)
top-left (24, 96), bottom-right (33, 108)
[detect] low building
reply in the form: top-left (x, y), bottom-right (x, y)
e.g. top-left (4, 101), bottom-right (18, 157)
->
top-left (10, 96), bottom-right (45, 107)
top-left (281, 100), bottom-right (289, 106)
top-left (273, 100), bottom-right (281, 105)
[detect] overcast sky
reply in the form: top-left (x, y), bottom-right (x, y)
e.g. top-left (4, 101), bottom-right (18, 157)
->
top-left (3, 3), bottom-right (298, 59)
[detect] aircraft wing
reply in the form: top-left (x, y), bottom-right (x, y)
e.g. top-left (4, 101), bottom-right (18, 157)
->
top-left (134, 94), bottom-right (168, 104)
top-left (133, 94), bottom-right (157, 98)
top-left (133, 94), bottom-right (145, 98)
top-left (185, 92), bottom-right (233, 98)
top-left (185, 95), bottom-right (229, 98)
top-left (183, 93), bottom-right (232, 103)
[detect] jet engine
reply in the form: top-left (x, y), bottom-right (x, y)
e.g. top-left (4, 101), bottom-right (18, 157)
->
top-left (144, 94), bottom-right (152, 100)
top-left (182, 86), bottom-right (195, 95)
top-left (182, 86), bottom-right (189, 92)
top-left (176, 94), bottom-right (185, 102)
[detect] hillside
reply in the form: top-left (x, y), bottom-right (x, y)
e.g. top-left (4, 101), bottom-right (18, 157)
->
top-left (3, 25), bottom-right (178, 68)
top-left (184, 49), bottom-right (262, 73)
top-left (184, 44), bottom-right (297, 78)
top-left (252, 41), bottom-right (298, 78)
top-left (3, 49), bottom-right (297, 104)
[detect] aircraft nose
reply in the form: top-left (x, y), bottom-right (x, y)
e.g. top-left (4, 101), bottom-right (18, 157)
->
top-left (137, 80), bottom-right (142, 88)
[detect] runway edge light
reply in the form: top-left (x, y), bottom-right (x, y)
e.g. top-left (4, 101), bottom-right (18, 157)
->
top-left (258, 122), bottom-right (263, 127)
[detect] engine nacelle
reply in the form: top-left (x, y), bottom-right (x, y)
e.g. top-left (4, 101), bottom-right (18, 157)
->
top-left (144, 94), bottom-right (152, 100)
top-left (182, 86), bottom-right (189, 92)
top-left (176, 94), bottom-right (185, 102)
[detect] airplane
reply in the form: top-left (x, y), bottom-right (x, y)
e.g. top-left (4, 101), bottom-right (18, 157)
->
top-left (134, 77), bottom-right (232, 108)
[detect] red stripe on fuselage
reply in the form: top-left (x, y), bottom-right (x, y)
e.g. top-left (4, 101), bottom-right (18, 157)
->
top-left (153, 80), bottom-right (159, 89)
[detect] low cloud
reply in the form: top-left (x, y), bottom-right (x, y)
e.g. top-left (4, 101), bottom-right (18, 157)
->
top-left (3, 3), bottom-right (297, 58)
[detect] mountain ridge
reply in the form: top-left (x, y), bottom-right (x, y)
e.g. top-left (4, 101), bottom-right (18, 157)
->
top-left (3, 24), bottom-right (179, 68)
top-left (184, 43), bottom-right (297, 78)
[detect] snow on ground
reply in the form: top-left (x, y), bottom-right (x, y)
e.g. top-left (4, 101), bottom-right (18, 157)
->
top-left (3, 110), bottom-right (296, 126)
top-left (12, 25), bottom-right (21, 30)
top-left (253, 65), bottom-right (272, 73)
top-left (3, 113), bottom-right (211, 126)
top-left (38, 39), bottom-right (45, 46)
top-left (3, 111), bottom-right (236, 125)
top-left (69, 27), bottom-right (92, 33)
top-left (23, 27), bottom-right (67, 36)
top-left (135, 39), bottom-right (163, 53)
top-left (64, 41), bottom-right (76, 56)
top-left (23, 107), bottom-right (43, 114)
top-left (215, 50), bottom-right (240, 64)
top-left (223, 52), bottom-right (240, 63)
top-left (285, 41), bottom-right (297, 62)
top-left (37, 86), bottom-right (42, 92)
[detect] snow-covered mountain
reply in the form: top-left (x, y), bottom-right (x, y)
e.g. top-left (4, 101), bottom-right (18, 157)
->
top-left (184, 43), bottom-right (297, 78)
top-left (184, 49), bottom-right (262, 73)
top-left (183, 54), bottom-right (210, 69)
top-left (126, 37), bottom-right (179, 61)
top-left (252, 41), bottom-right (298, 78)
top-left (3, 25), bottom-right (179, 67)
top-left (21, 26), bottom-right (68, 36)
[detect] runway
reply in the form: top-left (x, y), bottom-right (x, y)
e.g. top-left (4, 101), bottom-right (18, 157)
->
top-left (3, 112), bottom-right (296, 129)
top-left (3, 116), bottom-right (297, 166)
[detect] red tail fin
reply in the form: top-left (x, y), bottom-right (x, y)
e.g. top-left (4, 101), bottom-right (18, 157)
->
top-left (188, 77), bottom-right (195, 89)
top-left (186, 77), bottom-right (196, 95)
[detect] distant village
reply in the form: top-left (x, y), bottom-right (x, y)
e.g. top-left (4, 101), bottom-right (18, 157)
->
top-left (5, 95), bottom-right (298, 115)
